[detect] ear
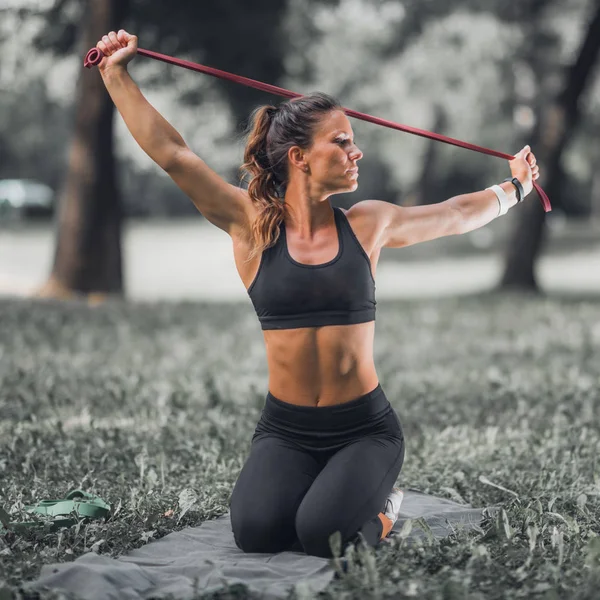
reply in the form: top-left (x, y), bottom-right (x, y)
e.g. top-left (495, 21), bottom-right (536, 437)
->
top-left (288, 145), bottom-right (309, 173)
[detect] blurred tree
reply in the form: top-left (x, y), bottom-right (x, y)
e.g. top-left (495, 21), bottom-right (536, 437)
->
top-left (15, 0), bottom-right (290, 298)
top-left (37, 0), bottom-right (127, 299)
top-left (404, 104), bottom-right (448, 206)
top-left (591, 119), bottom-right (600, 219)
top-left (131, 1), bottom-right (291, 130)
top-left (500, 0), bottom-right (600, 290)
top-left (0, 78), bottom-right (68, 188)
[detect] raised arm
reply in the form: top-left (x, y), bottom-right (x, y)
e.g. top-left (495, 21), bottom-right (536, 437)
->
top-left (96, 30), bottom-right (250, 235)
top-left (350, 145), bottom-right (540, 250)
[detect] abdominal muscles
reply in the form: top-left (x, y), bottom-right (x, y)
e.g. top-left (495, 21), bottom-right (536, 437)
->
top-left (263, 321), bottom-right (379, 406)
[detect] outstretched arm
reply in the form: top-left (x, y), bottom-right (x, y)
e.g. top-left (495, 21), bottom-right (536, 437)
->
top-left (97, 30), bottom-right (250, 235)
top-left (350, 145), bottom-right (539, 249)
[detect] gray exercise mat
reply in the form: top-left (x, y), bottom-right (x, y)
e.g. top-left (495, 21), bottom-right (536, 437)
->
top-left (24, 490), bottom-right (491, 600)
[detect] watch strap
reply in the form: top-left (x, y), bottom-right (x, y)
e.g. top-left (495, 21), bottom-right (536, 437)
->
top-left (503, 177), bottom-right (524, 202)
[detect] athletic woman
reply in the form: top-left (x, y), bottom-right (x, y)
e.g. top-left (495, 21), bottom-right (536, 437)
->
top-left (95, 30), bottom-right (540, 558)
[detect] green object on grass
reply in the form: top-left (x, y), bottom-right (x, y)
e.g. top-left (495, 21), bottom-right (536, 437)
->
top-left (0, 489), bottom-right (110, 533)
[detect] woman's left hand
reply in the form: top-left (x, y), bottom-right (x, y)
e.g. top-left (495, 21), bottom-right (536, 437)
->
top-left (508, 145), bottom-right (540, 198)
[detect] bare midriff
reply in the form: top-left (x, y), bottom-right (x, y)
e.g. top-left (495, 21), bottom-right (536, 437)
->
top-left (232, 204), bottom-right (382, 408)
top-left (263, 320), bottom-right (379, 407)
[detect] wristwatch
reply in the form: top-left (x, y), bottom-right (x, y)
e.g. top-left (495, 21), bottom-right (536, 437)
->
top-left (503, 177), bottom-right (524, 203)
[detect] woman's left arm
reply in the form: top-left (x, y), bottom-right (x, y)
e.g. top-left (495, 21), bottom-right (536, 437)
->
top-left (352, 145), bottom-right (539, 249)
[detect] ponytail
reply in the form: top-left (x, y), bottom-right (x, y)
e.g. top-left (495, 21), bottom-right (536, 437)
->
top-left (241, 106), bottom-right (285, 261)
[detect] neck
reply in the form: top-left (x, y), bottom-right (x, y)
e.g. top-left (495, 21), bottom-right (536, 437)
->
top-left (284, 176), bottom-right (334, 238)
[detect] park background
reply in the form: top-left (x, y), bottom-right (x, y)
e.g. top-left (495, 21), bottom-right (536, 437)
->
top-left (1, 1), bottom-right (600, 599)
top-left (1, 0), bottom-right (599, 300)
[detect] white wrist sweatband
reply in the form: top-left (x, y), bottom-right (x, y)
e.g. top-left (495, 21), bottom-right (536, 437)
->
top-left (485, 184), bottom-right (510, 216)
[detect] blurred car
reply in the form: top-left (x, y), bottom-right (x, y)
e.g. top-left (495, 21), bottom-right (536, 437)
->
top-left (0, 179), bottom-right (55, 220)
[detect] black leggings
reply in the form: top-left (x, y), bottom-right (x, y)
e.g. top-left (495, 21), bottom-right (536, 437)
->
top-left (229, 384), bottom-right (405, 558)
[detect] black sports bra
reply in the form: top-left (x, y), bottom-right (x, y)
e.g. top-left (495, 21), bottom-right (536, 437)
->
top-left (247, 206), bottom-right (376, 330)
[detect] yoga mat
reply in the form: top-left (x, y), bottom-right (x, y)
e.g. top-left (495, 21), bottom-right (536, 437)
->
top-left (24, 490), bottom-right (493, 600)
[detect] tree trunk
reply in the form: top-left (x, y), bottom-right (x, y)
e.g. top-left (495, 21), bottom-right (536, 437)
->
top-left (415, 104), bottom-right (447, 206)
top-left (500, 2), bottom-right (600, 291)
top-left (38, 0), bottom-right (128, 300)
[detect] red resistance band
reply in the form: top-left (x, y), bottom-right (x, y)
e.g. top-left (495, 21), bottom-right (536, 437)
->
top-left (84, 47), bottom-right (551, 212)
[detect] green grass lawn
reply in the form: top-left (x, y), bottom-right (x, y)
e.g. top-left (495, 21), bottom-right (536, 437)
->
top-left (1, 294), bottom-right (600, 599)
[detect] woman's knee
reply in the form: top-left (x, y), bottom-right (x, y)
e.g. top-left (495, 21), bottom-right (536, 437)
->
top-left (231, 507), bottom-right (295, 553)
top-left (295, 504), bottom-right (344, 558)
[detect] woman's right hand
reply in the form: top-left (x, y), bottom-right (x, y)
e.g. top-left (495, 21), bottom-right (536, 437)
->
top-left (96, 30), bottom-right (138, 73)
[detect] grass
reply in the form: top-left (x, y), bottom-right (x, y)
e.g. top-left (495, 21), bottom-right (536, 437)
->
top-left (1, 293), bottom-right (600, 599)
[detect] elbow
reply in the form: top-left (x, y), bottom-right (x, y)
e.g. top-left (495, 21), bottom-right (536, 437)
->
top-left (161, 144), bottom-right (188, 174)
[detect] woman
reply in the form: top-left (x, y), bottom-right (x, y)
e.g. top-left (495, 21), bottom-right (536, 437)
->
top-left (95, 30), bottom-right (540, 558)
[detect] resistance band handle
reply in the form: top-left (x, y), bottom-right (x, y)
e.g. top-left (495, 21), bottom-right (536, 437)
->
top-left (84, 46), bottom-right (551, 212)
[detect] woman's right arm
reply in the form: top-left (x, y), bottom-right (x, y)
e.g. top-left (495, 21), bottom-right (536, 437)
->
top-left (97, 30), bottom-right (251, 235)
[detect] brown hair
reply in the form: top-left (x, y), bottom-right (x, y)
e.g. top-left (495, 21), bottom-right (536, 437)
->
top-left (240, 92), bottom-right (341, 261)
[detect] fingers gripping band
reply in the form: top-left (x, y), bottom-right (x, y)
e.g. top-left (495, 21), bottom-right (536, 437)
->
top-left (84, 46), bottom-right (551, 213)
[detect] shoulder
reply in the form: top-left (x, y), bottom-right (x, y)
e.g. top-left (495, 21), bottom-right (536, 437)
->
top-left (344, 199), bottom-right (399, 222)
top-left (342, 200), bottom-right (400, 251)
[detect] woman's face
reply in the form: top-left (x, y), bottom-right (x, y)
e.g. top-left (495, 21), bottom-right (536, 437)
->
top-left (302, 110), bottom-right (363, 195)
